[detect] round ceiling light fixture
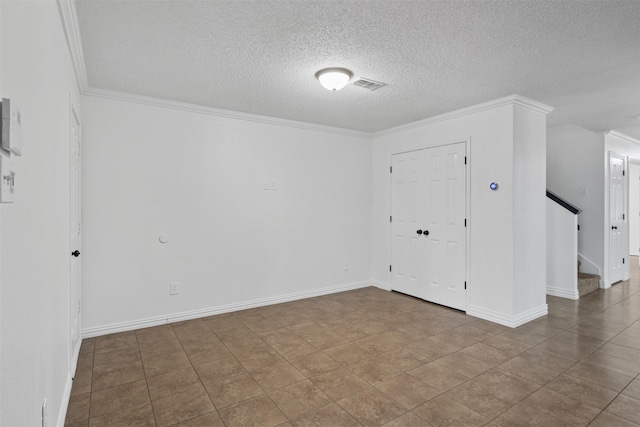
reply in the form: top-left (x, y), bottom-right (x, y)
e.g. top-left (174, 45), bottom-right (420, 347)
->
top-left (315, 67), bottom-right (353, 91)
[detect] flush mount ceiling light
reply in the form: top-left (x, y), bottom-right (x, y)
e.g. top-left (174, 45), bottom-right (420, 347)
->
top-left (315, 67), bottom-right (353, 91)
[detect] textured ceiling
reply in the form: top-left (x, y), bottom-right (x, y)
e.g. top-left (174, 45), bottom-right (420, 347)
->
top-left (76, 0), bottom-right (640, 137)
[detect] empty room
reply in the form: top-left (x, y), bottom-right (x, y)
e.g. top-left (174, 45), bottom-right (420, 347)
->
top-left (1, 0), bottom-right (639, 426)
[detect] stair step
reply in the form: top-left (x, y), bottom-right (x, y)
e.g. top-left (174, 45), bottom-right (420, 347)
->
top-left (578, 272), bottom-right (600, 297)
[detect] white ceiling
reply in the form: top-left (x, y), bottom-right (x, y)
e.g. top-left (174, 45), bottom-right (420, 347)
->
top-left (76, 0), bottom-right (640, 137)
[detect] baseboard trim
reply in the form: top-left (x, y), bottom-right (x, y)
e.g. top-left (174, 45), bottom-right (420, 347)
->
top-left (467, 304), bottom-right (548, 328)
top-left (546, 285), bottom-right (579, 300)
top-left (82, 280), bottom-right (372, 338)
top-left (371, 280), bottom-right (390, 291)
top-left (56, 373), bottom-right (73, 427)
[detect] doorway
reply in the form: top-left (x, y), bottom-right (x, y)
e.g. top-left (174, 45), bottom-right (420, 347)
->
top-left (69, 102), bottom-right (82, 371)
top-left (390, 142), bottom-right (467, 310)
top-left (608, 151), bottom-right (627, 285)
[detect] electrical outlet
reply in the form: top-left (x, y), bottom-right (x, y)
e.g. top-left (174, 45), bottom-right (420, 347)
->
top-left (170, 282), bottom-right (180, 295)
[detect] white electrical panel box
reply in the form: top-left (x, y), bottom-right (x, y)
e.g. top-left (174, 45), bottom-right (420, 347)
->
top-left (1, 98), bottom-right (22, 156)
top-left (0, 154), bottom-right (15, 203)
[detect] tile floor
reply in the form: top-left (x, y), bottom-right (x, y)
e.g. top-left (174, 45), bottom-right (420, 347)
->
top-left (66, 262), bottom-right (640, 426)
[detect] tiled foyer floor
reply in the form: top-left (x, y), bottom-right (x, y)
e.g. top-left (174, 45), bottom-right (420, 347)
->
top-left (66, 266), bottom-right (640, 426)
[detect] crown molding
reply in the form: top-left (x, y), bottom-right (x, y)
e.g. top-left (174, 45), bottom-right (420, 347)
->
top-left (57, 0), bottom-right (89, 92)
top-left (373, 94), bottom-right (554, 138)
top-left (83, 88), bottom-right (372, 138)
top-left (607, 130), bottom-right (640, 145)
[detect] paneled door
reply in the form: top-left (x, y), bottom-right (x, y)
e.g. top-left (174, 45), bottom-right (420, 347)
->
top-left (609, 152), bottom-right (627, 284)
top-left (391, 142), bottom-right (467, 310)
top-left (69, 104), bottom-right (82, 370)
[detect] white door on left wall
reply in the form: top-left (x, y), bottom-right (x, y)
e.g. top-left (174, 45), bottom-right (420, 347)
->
top-left (69, 103), bottom-right (81, 371)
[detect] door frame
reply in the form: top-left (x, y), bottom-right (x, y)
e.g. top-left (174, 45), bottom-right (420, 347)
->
top-left (628, 157), bottom-right (640, 260)
top-left (69, 98), bottom-right (82, 373)
top-left (388, 139), bottom-right (470, 310)
top-left (605, 150), bottom-right (629, 287)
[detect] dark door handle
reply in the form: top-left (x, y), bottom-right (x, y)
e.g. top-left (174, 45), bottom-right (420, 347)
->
top-left (71, 250), bottom-right (80, 257)
top-left (416, 230), bottom-right (422, 235)
top-left (423, 230), bottom-right (429, 236)
top-left (612, 226), bottom-right (618, 230)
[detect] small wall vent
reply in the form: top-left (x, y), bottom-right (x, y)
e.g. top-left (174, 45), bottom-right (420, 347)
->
top-left (352, 77), bottom-right (386, 91)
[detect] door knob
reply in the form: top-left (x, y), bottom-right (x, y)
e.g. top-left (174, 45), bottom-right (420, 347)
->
top-left (612, 226), bottom-right (618, 230)
top-left (416, 230), bottom-right (422, 235)
top-left (71, 250), bottom-right (80, 257)
top-left (423, 230), bottom-right (429, 236)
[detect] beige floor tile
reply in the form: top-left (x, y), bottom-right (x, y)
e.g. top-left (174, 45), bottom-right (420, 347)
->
top-left (323, 342), bottom-right (372, 365)
top-left (582, 349), bottom-right (640, 377)
top-left (237, 348), bottom-right (285, 372)
top-left (493, 402), bottom-right (572, 426)
top-left (521, 387), bottom-right (601, 426)
top-left (383, 412), bottom-right (431, 426)
top-left (459, 342), bottom-right (511, 366)
top-left (497, 356), bottom-right (561, 385)
top-left (271, 338), bottom-right (318, 360)
top-left (471, 369), bottom-right (540, 405)
top-left (147, 367), bottom-right (202, 400)
top-left (151, 386), bottom-right (215, 427)
top-left (372, 347), bottom-right (428, 371)
top-left (622, 379), bottom-right (640, 400)
top-left (599, 342), bottom-right (640, 363)
top-left (139, 338), bottom-right (185, 361)
top-left (589, 411), bottom-right (640, 427)
top-left (88, 402), bottom-right (155, 427)
top-left (375, 373), bottom-right (440, 410)
top-left (90, 379), bottom-right (150, 418)
top-left (348, 358), bottom-right (403, 386)
top-left (518, 346), bottom-right (577, 372)
top-left (269, 380), bottom-right (331, 419)
top-left (94, 332), bottom-right (138, 355)
top-left (546, 374), bottom-right (618, 410)
top-left (173, 411), bottom-right (225, 426)
top-left (219, 395), bottom-right (287, 427)
top-left (482, 335), bottom-right (534, 357)
top-left (436, 352), bottom-right (494, 378)
top-left (204, 372), bottom-right (265, 409)
top-left (310, 367), bottom-right (370, 400)
top-left (184, 342), bottom-right (233, 366)
top-left (143, 351), bottom-right (192, 378)
top-left (65, 393), bottom-right (91, 424)
top-left (606, 394), bottom-right (640, 424)
top-left (290, 352), bottom-right (341, 378)
top-left (564, 362), bottom-right (634, 392)
top-left (91, 360), bottom-right (145, 391)
top-left (337, 387), bottom-right (406, 427)
top-left (408, 361), bottom-right (470, 392)
top-left (250, 361), bottom-right (306, 391)
top-left (194, 356), bottom-right (245, 384)
top-left (291, 402), bottom-right (360, 427)
top-left (93, 347), bottom-right (141, 373)
top-left (446, 381), bottom-right (512, 419)
top-left (412, 395), bottom-right (488, 427)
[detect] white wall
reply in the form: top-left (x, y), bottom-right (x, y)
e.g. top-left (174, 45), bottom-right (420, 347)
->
top-left (372, 96), bottom-right (550, 327)
top-left (546, 199), bottom-right (578, 299)
top-left (547, 125), bottom-right (604, 277)
top-left (81, 95), bottom-right (372, 334)
top-left (0, 1), bottom-right (82, 426)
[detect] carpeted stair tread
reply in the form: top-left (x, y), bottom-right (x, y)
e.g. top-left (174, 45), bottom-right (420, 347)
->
top-left (578, 272), bottom-right (600, 297)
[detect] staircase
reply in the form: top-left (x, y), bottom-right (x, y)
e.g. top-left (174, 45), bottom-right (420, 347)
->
top-left (577, 261), bottom-right (600, 297)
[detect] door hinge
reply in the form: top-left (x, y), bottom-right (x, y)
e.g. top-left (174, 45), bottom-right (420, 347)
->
top-left (623, 169), bottom-right (625, 176)
top-left (390, 166), bottom-right (392, 173)
top-left (390, 215), bottom-right (392, 223)
top-left (464, 156), bottom-right (467, 165)
top-left (464, 218), bottom-right (467, 227)
top-left (623, 258), bottom-right (625, 264)
top-left (623, 214), bottom-right (625, 220)
top-left (464, 281), bottom-right (467, 290)
top-left (577, 224), bottom-right (580, 231)
top-left (389, 265), bottom-right (392, 272)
